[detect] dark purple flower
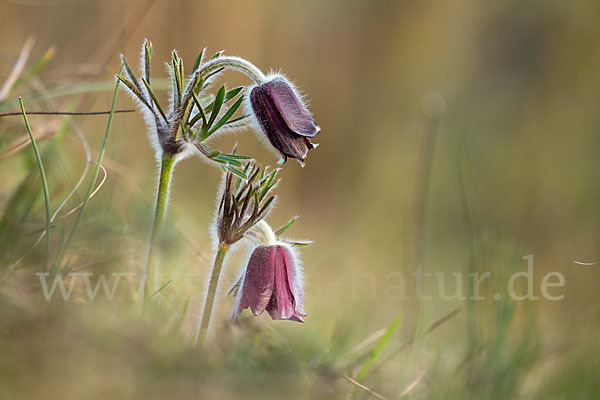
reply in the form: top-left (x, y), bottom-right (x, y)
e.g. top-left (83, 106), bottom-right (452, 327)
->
top-left (232, 244), bottom-right (305, 322)
top-left (250, 76), bottom-right (320, 163)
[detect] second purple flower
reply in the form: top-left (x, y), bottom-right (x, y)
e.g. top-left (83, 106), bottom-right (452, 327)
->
top-left (232, 242), bottom-right (305, 322)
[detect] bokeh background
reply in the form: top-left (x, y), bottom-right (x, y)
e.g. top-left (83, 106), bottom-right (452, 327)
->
top-left (1, 0), bottom-right (600, 398)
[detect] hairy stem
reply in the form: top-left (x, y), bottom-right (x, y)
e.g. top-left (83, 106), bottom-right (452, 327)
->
top-left (198, 56), bottom-right (266, 85)
top-left (195, 243), bottom-right (230, 346)
top-left (142, 154), bottom-right (175, 303)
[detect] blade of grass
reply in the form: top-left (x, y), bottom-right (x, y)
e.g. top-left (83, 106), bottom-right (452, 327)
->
top-left (18, 97), bottom-right (52, 272)
top-left (14, 45), bottom-right (56, 89)
top-left (355, 316), bottom-right (402, 381)
top-left (53, 64), bottom-right (123, 273)
top-left (0, 79), bottom-right (171, 112)
top-left (149, 279), bottom-right (172, 298)
top-left (456, 137), bottom-right (482, 351)
top-left (0, 37), bottom-right (34, 102)
top-left (344, 375), bottom-right (386, 400)
top-left (370, 308), bottom-right (460, 375)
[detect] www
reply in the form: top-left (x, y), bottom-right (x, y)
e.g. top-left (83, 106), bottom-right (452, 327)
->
top-left (36, 272), bottom-right (140, 301)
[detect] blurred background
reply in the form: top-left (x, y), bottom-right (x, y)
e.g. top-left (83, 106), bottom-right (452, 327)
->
top-left (1, 0), bottom-right (600, 398)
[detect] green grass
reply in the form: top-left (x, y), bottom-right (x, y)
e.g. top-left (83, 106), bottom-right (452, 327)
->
top-left (1, 32), bottom-right (600, 400)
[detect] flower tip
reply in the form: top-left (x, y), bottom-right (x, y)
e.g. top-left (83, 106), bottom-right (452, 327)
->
top-left (290, 315), bottom-right (305, 323)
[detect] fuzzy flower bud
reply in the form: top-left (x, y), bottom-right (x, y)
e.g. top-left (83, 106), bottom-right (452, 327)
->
top-left (249, 75), bottom-right (320, 164)
top-left (232, 243), bottom-right (305, 322)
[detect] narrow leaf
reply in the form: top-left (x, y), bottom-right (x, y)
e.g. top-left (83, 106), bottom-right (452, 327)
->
top-left (192, 48), bottom-right (206, 72)
top-left (356, 316), bottom-right (402, 381)
top-left (121, 55), bottom-right (143, 95)
top-left (141, 77), bottom-right (167, 122)
top-left (143, 40), bottom-right (152, 83)
top-left (116, 75), bottom-right (154, 113)
top-left (19, 98), bottom-right (52, 272)
top-left (226, 164), bottom-right (248, 180)
top-left (274, 217), bottom-right (297, 236)
top-left (205, 95), bottom-right (244, 137)
top-left (189, 91), bottom-right (208, 128)
top-left (207, 85), bottom-right (225, 129)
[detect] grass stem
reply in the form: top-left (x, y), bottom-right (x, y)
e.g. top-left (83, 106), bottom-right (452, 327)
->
top-left (52, 65), bottom-right (122, 273)
top-left (18, 98), bottom-right (52, 271)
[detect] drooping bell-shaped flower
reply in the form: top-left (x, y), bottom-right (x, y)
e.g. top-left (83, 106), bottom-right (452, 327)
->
top-left (232, 243), bottom-right (305, 322)
top-left (249, 75), bottom-right (320, 164)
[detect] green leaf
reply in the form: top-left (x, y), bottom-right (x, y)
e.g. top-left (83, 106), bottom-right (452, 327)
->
top-left (205, 95), bottom-right (244, 137)
top-left (225, 164), bottom-right (248, 180)
top-left (259, 170), bottom-right (278, 200)
top-left (355, 316), bottom-right (402, 381)
top-left (256, 195), bottom-right (275, 220)
top-left (224, 87), bottom-right (243, 102)
top-left (178, 58), bottom-right (184, 88)
top-left (204, 87), bottom-right (243, 114)
top-left (116, 75), bottom-right (153, 113)
top-left (141, 77), bottom-right (168, 122)
top-left (203, 67), bottom-right (224, 84)
top-left (121, 55), bottom-right (143, 94)
top-left (234, 163), bottom-right (252, 192)
top-left (206, 85), bottom-right (225, 128)
top-left (143, 40), bottom-right (152, 83)
top-left (274, 217), bottom-right (297, 236)
top-left (226, 154), bottom-right (252, 160)
top-left (189, 91), bottom-right (208, 128)
top-left (288, 240), bottom-right (313, 248)
top-left (212, 154), bottom-right (242, 167)
top-left (173, 59), bottom-right (183, 107)
top-left (192, 48), bottom-right (205, 71)
top-left (224, 114), bottom-right (250, 126)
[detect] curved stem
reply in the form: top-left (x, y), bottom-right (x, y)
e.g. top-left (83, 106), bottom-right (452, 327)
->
top-left (198, 56), bottom-right (266, 85)
top-left (142, 154), bottom-right (175, 303)
top-left (195, 243), bottom-right (230, 346)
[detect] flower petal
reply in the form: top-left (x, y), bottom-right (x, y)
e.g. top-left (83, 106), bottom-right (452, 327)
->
top-left (280, 245), bottom-right (306, 318)
top-left (250, 77), bottom-right (319, 162)
top-left (264, 77), bottom-right (320, 138)
top-left (265, 246), bottom-right (295, 320)
top-left (238, 245), bottom-right (275, 316)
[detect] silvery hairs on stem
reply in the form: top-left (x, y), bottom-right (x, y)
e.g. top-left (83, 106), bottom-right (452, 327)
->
top-left (118, 40), bottom-right (321, 174)
top-left (118, 40), bottom-right (261, 176)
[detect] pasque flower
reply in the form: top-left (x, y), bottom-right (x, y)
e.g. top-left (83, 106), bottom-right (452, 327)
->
top-left (249, 75), bottom-right (320, 164)
top-left (195, 163), bottom-right (280, 344)
top-left (232, 222), bottom-right (306, 322)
